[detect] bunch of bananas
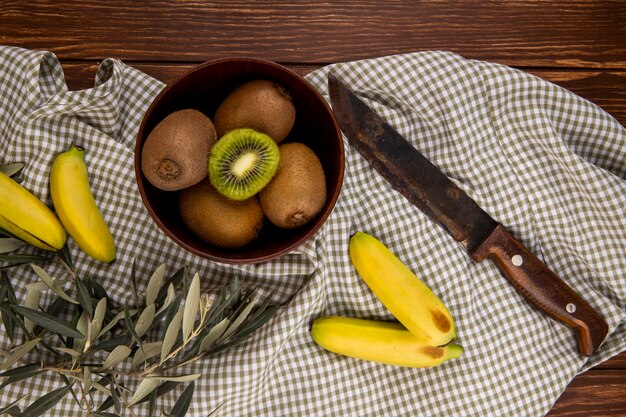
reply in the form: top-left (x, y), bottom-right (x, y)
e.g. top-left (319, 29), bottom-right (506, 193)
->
top-left (0, 144), bottom-right (116, 263)
top-left (311, 232), bottom-right (462, 368)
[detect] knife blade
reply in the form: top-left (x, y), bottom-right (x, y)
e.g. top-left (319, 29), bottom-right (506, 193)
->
top-left (328, 73), bottom-right (608, 356)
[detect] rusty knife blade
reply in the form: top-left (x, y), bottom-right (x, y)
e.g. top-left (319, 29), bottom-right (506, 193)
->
top-left (328, 73), bottom-right (608, 355)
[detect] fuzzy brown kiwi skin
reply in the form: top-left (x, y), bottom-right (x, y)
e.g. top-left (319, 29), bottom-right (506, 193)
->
top-left (141, 109), bottom-right (216, 191)
top-left (213, 79), bottom-right (296, 143)
top-left (179, 179), bottom-right (264, 249)
top-left (259, 143), bottom-right (326, 229)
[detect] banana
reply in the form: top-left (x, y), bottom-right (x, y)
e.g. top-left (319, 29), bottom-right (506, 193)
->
top-left (349, 232), bottom-right (456, 346)
top-left (50, 145), bottom-right (116, 263)
top-left (311, 316), bottom-right (462, 368)
top-left (0, 171), bottom-right (66, 251)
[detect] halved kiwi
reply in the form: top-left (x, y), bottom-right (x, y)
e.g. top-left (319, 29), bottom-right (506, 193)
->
top-left (208, 128), bottom-right (280, 200)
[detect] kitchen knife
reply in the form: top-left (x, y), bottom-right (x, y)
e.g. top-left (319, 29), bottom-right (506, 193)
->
top-left (328, 73), bottom-right (608, 356)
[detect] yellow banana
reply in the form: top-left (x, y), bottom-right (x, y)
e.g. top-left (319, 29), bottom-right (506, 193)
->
top-left (0, 171), bottom-right (66, 251)
top-left (349, 232), bottom-right (456, 346)
top-left (50, 145), bottom-right (116, 263)
top-left (311, 316), bottom-right (462, 368)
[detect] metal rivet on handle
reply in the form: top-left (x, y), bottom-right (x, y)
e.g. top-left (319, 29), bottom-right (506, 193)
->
top-left (566, 303), bottom-right (577, 313)
top-left (511, 254), bottom-right (523, 266)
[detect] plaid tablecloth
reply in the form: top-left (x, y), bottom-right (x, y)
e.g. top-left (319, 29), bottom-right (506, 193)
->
top-left (1, 45), bottom-right (625, 416)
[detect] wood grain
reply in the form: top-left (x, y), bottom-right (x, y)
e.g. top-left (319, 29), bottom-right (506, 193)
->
top-left (1, 0), bottom-right (625, 68)
top-left (1, 1), bottom-right (625, 416)
top-left (549, 371), bottom-right (626, 416)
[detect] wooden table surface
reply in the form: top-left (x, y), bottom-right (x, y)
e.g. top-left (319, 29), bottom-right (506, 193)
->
top-left (1, 1), bottom-right (625, 415)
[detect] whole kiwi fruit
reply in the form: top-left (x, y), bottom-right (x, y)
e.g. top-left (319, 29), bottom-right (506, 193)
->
top-left (260, 142), bottom-right (327, 229)
top-left (141, 109), bottom-right (216, 191)
top-left (178, 179), bottom-right (264, 249)
top-left (208, 128), bottom-right (280, 201)
top-left (213, 79), bottom-right (296, 143)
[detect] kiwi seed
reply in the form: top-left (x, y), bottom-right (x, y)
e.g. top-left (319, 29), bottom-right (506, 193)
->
top-left (260, 142), bottom-right (327, 229)
top-left (213, 79), bottom-right (296, 143)
top-left (141, 109), bottom-right (216, 191)
top-left (178, 179), bottom-right (264, 249)
top-left (208, 128), bottom-right (280, 201)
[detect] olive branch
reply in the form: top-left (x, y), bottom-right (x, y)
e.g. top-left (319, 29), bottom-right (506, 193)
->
top-left (0, 163), bottom-right (277, 416)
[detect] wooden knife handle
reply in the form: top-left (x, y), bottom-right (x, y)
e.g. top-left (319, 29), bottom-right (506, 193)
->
top-left (472, 225), bottom-right (608, 356)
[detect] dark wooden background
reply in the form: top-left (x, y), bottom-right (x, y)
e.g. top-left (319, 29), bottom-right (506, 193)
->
top-left (1, 1), bottom-right (625, 415)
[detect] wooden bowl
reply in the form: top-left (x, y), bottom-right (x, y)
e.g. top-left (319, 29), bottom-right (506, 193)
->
top-left (135, 58), bottom-right (345, 264)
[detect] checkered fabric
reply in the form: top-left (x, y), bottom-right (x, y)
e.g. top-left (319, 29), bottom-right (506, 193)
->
top-left (1, 45), bottom-right (625, 416)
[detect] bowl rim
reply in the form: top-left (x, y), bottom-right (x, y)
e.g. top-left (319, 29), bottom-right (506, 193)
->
top-left (135, 57), bottom-right (345, 264)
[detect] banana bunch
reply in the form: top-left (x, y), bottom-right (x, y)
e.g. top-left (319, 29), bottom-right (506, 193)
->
top-left (311, 231), bottom-right (462, 368)
top-left (0, 144), bottom-right (115, 263)
top-left (311, 317), bottom-right (462, 368)
top-left (50, 145), bottom-right (116, 263)
top-left (0, 171), bottom-right (66, 251)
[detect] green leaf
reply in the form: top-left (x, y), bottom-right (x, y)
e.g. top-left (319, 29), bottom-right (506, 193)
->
top-left (21, 384), bottom-right (72, 417)
top-left (1, 270), bottom-right (17, 304)
top-left (23, 287), bottom-right (42, 333)
top-left (0, 393), bottom-right (28, 415)
top-left (100, 345), bottom-right (132, 370)
top-left (0, 238), bottom-right (25, 254)
top-left (89, 375), bottom-right (112, 394)
top-left (182, 273), bottom-right (200, 342)
top-left (0, 304), bottom-right (32, 343)
top-left (57, 243), bottom-right (74, 271)
top-left (231, 305), bottom-right (277, 341)
top-left (0, 277), bottom-right (17, 341)
top-left (169, 382), bottom-right (195, 417)
top-left (90, 298), bottom-right (107, 341)
top-left (75, 277), bottom-right (94, 316)
top-left (0, 338), bottom-right (41, 371)
top-left (220, 296), bottom-right (257, 342)
top-left (148, 388), bottom-right (157, 417)
top-left (135, 381), bottom-right (180, 405)
top-left (97, 310), bottom-right (131, 339)
top-left (128, 378), bottom-right (160, 406)
top-left (145, 373), bottom-right (201, 382)
top-left (31, 264), bottom-right (79, 305)
top-left (156, 266), bottom-right (187, 305)
top-left (90, 280), bottom-right (109, 304)
top-left (199, 318), bottom-right (229, 353)
top-left (0, 364), bottom-right (44, 390)
top-left (0, 162), bottom-right (25, 177)
top-left (56, 347), bottom-right (82, 357)
top-left (135, 303), bottom-right (156, 338)
top-left (146, 263), bottom-right (166, 306)
top-left (161, 306), bottom-right (183, 362)
top-left (43, 294), bottom-right (70, 321)
top-left (204, 283), bottom-right (242, 326)
top-left (90, 412), bottom-right (120, 417)
top-left (163, 295), bottom-right (182, 327)
top-left (94, 396), bottom-right (114, 412)
top-left (0, 363), bottom-right (41, 378)
top-left (110, 384), bottom-right (121, 413)
top-left (90, 334), bottom-right (132, 353)
top-left (124, 307), bottom-right (140, 340)
top-left (73, 309), bottom-right (90, 352)
top-left (131, 260), bottom-right (140, 307)
top-left (0, 254), bottom-right (51, 269)
top-left (11, 305), bottom-right (84, 339)
top-left (131, 341), bottom-right (162, 370)
top-left (155, 284), bottom-right (176, 317)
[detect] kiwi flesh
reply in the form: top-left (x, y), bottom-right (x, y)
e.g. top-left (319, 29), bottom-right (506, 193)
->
top-left (213, 79), bottom-right (296, 143)
top-left (178, 179), bottom-right (264, 249)
top-left (259, 142), bottom-right (326, 229)
top-left (141, 109), bottom-right (216, 191)
top-left (208, 128), bottom-right (280, 201)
